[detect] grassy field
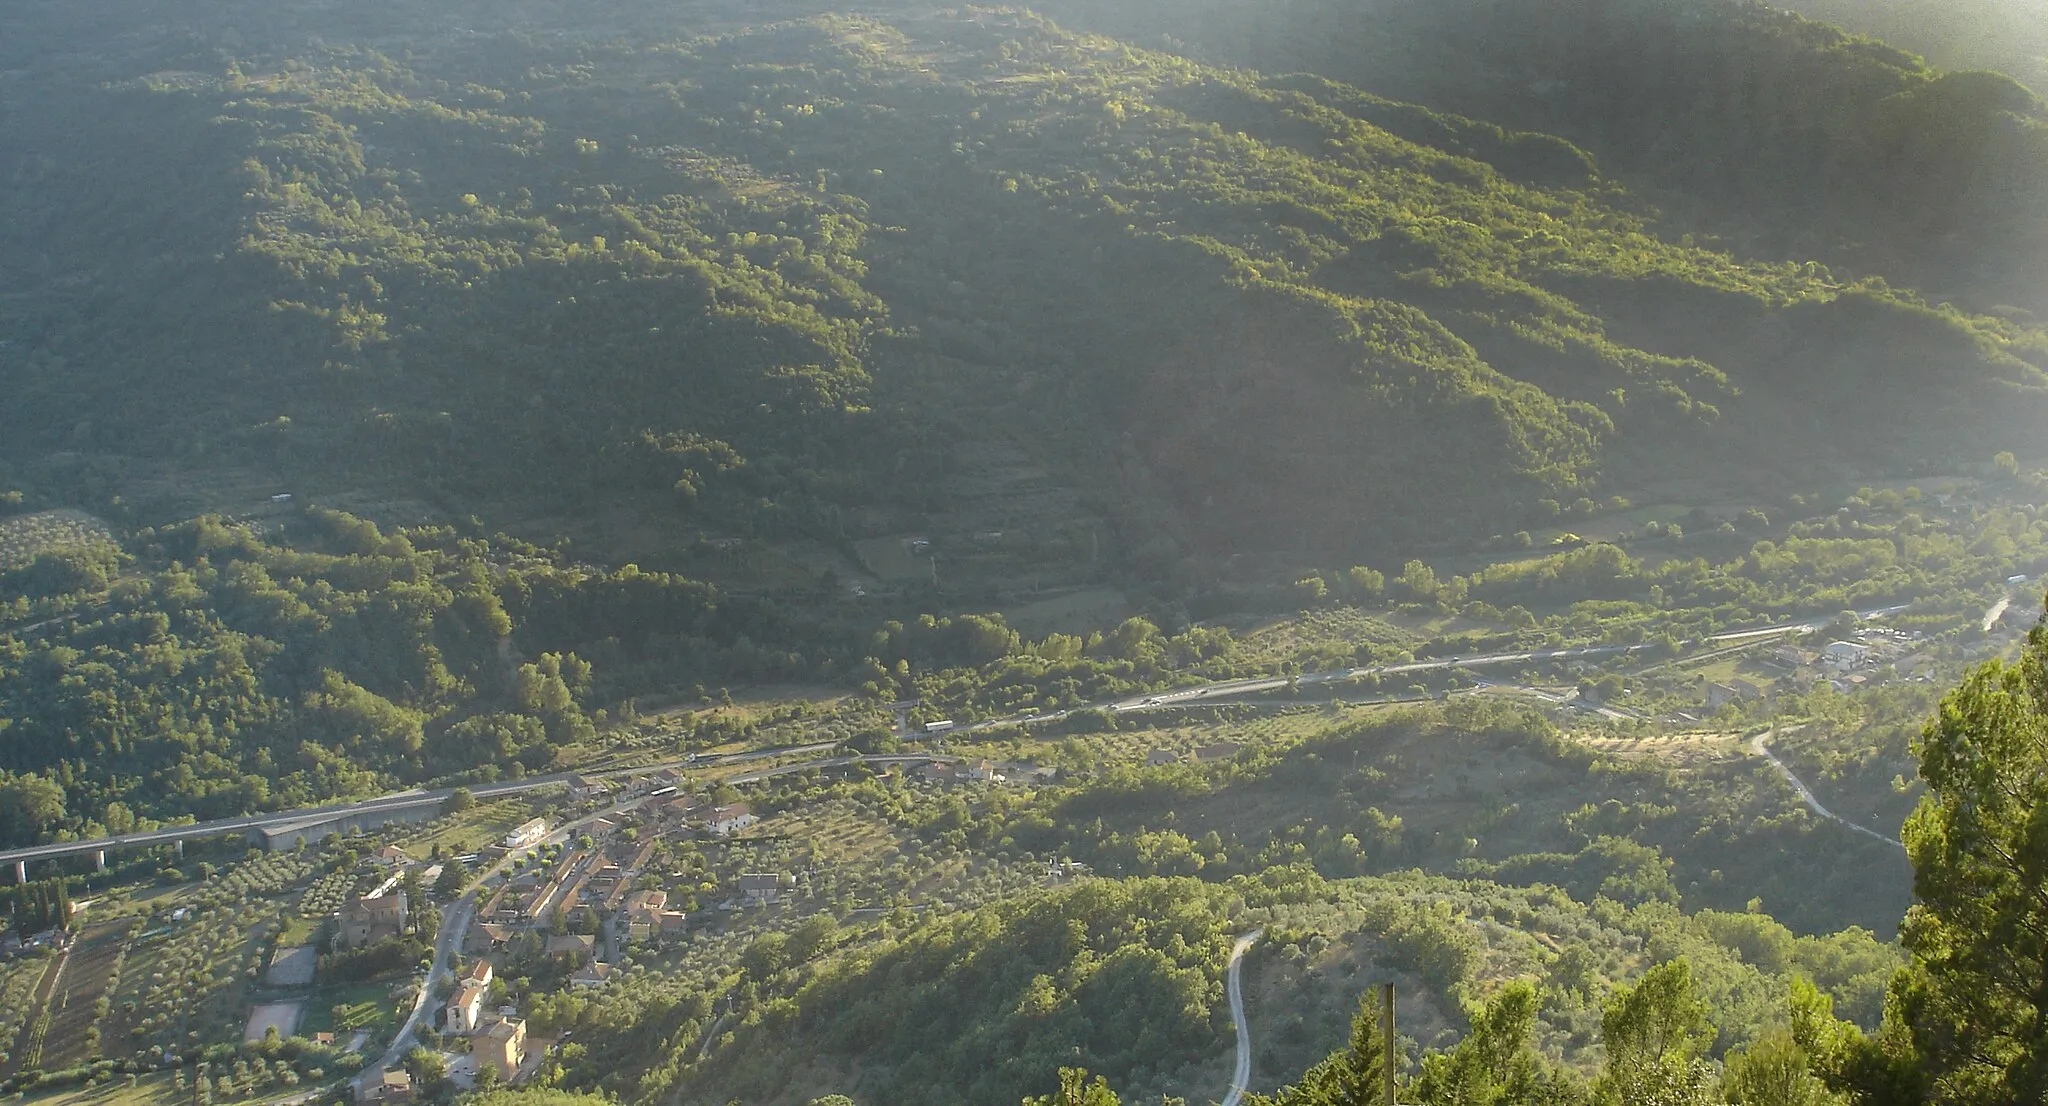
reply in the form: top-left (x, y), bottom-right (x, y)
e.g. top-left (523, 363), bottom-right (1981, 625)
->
top-left (274, 916), bottom-right (321, 948)
top-left (768, 800), bottom-right (903, 867)
top-left (21, 1071), bottom-right (180, 1106)
top-left (20, 1066), bottom-right (330, 1106)
top-left (999, 586), bottom-right (1131, 637)
top-left (995, 703), bottom-right (1382, 768)
top-left (40, 922), bottom-right (132, 1069)
top-left (852, 536), bottom-right (930, 583)
top-left (398, 799), bottom-right (536, 858)
top-left (300, 981), bottom-right (401, 1036)
top-left (1231, 609), bottom-right (1423, 667)
top-left (1581, 731), bottom-right (1746, 767)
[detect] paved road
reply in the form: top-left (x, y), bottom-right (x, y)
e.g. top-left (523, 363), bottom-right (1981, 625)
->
top-left (957, 602), bottom-right (1916, 735)
top-left (354, 896), bottom-right (474, 1097)
top-left (1749, 729), bottom-right (1904, 851)
top-left (1221, 929), bottom-right (1263, 1106)
top-left (0, 597), bottom-right (1932, 869)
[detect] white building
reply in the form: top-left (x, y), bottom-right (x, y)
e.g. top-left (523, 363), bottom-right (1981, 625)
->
top-left (738, 873), bottom-right (795, 904)
top-left (446, 980), bottom-right (488, 1034)
top-left (703, 803), bottom-right (757, 836)
top-left (504, 818), bottom-right (550, 849)
top-left (1824, 641), bottom-right (1872, 672)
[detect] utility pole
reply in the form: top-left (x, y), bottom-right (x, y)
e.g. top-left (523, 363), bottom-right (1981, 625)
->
top-left (1382, 983), bottom-right (1397, 1106)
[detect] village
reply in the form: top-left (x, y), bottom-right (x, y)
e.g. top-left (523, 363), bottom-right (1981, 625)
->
top-left (336, 753), bottom-right (1092, 1103)
top-left (0, 554), bottom-right (2031, 1106)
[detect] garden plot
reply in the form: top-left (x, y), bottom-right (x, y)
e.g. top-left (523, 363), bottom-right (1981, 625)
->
top-left (38, 921), bottom-right (131, 1069)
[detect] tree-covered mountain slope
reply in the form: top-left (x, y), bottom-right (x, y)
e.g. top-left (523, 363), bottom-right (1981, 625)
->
top-left (1039, 0), bottom-right (2048, 317)
top-left (3, 1), bottom-right (2046, 561)
top-left (1777, 0), bottom-right (2048, 98)
top-left (0, 509), bottom-right (836, 834)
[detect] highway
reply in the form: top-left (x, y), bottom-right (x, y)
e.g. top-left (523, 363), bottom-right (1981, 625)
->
top-left (1221, 929), bottom-right (1263, 1106)
top-left (958, 602), bottom-right (1917, 734)
top-left (0, 774), bottom-right (579, 867)
top-left (0, 598), bottom-right (1928, 872)
top-left (0, 740), bottom-right (844, 870)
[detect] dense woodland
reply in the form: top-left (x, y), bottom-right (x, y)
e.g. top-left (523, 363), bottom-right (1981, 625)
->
top-left (1777, 0), bottom-right (2048, 99)
top-left (5, 0), bottom-right (2048, 560)
top-left (1039, 0), bottom-right (2048, 318)
top-left (0, 509), bottom-right (831, 837)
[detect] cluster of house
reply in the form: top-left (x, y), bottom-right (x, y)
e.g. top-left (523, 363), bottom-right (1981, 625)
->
top-left (442, 959), bottom-right (528, 1081)
top-left (617, 873), bottom-right (796, 943)
top-left (639, 791), bottom-right (758, 836)
top-left (360, 951), bottom-right (526, 1102)
top-left (1678, 629), bottom-right (1936, 722)
top-left (464, 793), bottom-right (802, 981)
top-left (1765, 630), bottom-right (1923, 692)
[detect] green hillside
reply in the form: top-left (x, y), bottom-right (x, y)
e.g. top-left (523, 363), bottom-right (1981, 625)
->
top-left (4, 0), bottom-right (2046, 565)
top-left (0, 509), bottom-right (831, 833)
top-left (1039, 0), bottom-right (2048, 317)
top-left (579, 870), bottom-right (1898, 1106)
top-left (1778, 0), bottom-right (2048, 96)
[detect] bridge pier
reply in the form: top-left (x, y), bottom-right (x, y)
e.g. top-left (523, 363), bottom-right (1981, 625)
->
top-left (13, 860), bottom-right (23, 884)
top-left (94, 850), bottom-right (106, 873)
top-left (174, 839), bottom-right (184, 859)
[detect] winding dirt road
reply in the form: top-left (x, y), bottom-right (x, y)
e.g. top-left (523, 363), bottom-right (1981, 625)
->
top-left (1749, 729), bottom-right (1904, 852)
top-left (1222, 929), bottom-right (1263, 1106)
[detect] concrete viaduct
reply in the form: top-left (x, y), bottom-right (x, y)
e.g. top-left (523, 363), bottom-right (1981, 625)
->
top-left (0, 774), bottom-right (580, 884)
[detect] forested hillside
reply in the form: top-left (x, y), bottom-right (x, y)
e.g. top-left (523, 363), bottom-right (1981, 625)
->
top-left (1041, 0), bottom-right (2048, 316)
top-left (576, 871), bottom-right (1899, 1106)
top-left (4, 0), bottom-right (2047, 563)
top-left (0, 509), bottom-right (828, 837)
top-left (1778, 0), bottom-right (2048, 97)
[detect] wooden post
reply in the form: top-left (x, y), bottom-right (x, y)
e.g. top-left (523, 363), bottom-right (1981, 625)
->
top-left (1382, 982), bottom-right (1397, 1106)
